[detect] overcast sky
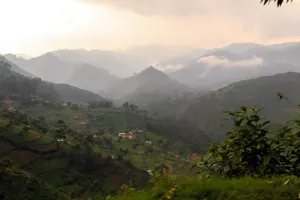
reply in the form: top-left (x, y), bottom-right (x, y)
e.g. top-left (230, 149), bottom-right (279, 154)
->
top-left (0, 0), bottom-right (299, 56)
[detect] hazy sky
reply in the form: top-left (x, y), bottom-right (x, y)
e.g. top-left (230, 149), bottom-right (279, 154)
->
top-left (0, 0), bottom-right (299, 56)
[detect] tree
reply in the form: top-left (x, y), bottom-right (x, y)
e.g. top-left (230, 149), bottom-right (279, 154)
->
top-left (261, 0), bottom-right (293, 6)
top-left (122, 102), bottom-right (129, 109)
top-left (196, 105), bottom-right (300, 178)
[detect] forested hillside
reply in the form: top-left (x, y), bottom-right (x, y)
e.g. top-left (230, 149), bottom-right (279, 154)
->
top-left (183, 72), bottom-right (300, 141)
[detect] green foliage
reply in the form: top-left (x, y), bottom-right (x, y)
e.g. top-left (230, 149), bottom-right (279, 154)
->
top-left (197, 106), bottom-right (300, 178)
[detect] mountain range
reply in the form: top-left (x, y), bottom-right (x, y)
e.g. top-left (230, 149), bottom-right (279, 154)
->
top-left (5, 41), bottom-right (300, 94)
top-left (4, 41), bottom-right (300, 126)
top-left (167, 42), bottom-right (300, 90)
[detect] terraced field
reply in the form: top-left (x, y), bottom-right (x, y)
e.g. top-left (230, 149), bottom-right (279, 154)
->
top-left (0, 116), bottom-right (150, 198)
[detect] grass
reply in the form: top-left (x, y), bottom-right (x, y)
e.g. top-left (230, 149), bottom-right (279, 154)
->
top-left (109, 176), bottom-right (300, 200)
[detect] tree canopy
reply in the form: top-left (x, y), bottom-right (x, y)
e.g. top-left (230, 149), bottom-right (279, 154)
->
top-left (261, 0), bottom-right (293, 6)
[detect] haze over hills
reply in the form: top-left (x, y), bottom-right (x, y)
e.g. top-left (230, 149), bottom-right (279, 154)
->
top-left (4, 41), bottom-right (300, 116)
top-left (102, 66), bottom-right (192, 101)
top-left (4, 53), bottom-right (73, 83)
top-left (166, 42), bottom-right (300, 90)
top-left (52, 45), bottom-right (194, 77)
top-left (4, 41), bottom-right (300, 96)
top-left (0, 55), bottom-right (35, 78)
top-left (0, 60), bottom-right (106, 103)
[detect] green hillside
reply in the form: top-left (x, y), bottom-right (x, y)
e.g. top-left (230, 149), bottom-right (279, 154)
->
top-left (182, 72), bottom-right (300, 141)
top-left (0, 100), bottom-right (209, 198)
top-left (0, 110), bottom-right (149, 199)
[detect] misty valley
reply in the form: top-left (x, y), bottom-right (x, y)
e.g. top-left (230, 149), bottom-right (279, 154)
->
top-left (1, 0), bottom-right (300, 199)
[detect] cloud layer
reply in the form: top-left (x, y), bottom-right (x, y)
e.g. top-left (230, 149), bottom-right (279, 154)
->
top-left (198, 56), bottom-right (264, 68)
top-left (1, 0), bottom-right (300, 56)
top-left (197, 56), bottom-right (264, 79)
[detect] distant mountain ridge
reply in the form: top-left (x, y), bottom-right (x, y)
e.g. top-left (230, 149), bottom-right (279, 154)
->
top-left (0, 60), bottom-right (106, 102)
top-left (166, 41), bottom-right (300, 90)
top-left (103, 66), bottom-right (191, 100)
top-left (0, 55), bottom-right (34, 78)
top-left (5, 53), bottom-right (73, 83)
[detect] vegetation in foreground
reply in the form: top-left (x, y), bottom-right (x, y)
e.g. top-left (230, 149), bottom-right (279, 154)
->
top-left (109, 176), bottom-right (300, 200)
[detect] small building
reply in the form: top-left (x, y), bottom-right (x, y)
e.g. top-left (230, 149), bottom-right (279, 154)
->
top-left (61, 103), bottom-right (68, 108)
top-left (79, 120), bottom-right (88, 125)
top-left (145, 140), bottom-right (152, 145)
top-left (118, 131), bottom-right (137, 140)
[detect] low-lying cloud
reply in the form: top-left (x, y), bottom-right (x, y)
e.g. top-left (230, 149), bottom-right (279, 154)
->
top-left (197, 56), bottom-right (264, 79)
top-left (198, 56), bottom-right (264, 68)
top-left (154, 63), bottom-right (185, 72)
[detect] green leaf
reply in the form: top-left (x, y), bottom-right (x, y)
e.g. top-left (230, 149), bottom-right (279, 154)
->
top-left (240, 106), bottom-right (247, 112)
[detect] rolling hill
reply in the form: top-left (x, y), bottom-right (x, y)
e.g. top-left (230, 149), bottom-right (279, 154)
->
top-left (103, 66), bottom-right (194, 111)
top-left (182, 72), bottom-right (300, 141)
